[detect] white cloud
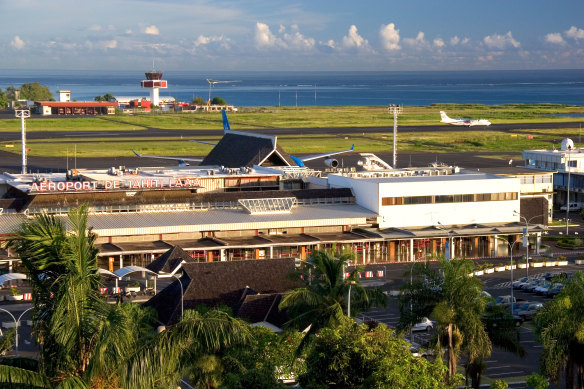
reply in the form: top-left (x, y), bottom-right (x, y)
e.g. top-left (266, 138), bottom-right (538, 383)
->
top-left (322, 39), bottom-right (336, 49)
top-left (483, 31), bottom-right (520, 49)
top-left (379, 23), bottom-right (400, 51)
top-left (88, 25), bottom-right (102, 31)
top-left (144, 25), bottom-right (160, 35)
top-left (103, 40), bottom-right (117, 49)
top-left (403, 32), bottom-right (426, 47)
top-left (342, 25), bottom-right (368, 49)
top-left (433, 38), bottom-right (445, 48)
top-left (565, 26), bottom-right (584, 40)
top-left (278, 25), bottom-right (286, 34)
top-left (283, 30), bottom-right (315, 50)
top-left (450, 36), bottom-right (460, 45)
top-left (10, 36), bottom-right (25, 50)
top-left (254, 22), bottom-right (279, 48)
top-left (545, 32), bottom-right (565, 45)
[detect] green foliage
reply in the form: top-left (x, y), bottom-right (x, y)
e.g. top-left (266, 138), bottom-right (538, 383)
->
top-left (534, 271), bottom-right (584, 385)
top-left (279, 248), bottom-right (386, 349)
top-left (490, 379), bottom-right (508, 389)
top-left (300, 319), bottom-right (455, 389)
top-left (9, 286), bottom-right (20, 296)
top-left (4, 206), bottom-right (252, 389)
top-left (220, 327), bottom-right (303, 389)
top-left (94, 93), bottom-right (115, 102)
top-left (398, 258), bottom-right (491, 380)
top-left (19, 82), bottom-right (53, 101)
top-left (0, 330), bottom-right (15, 356)
top-left (211, 96), bottom-right (227, 105)
top-left (0, 89), bottom-right (8, 108)
top-left (193, 96), bottom-right (206, 105)
top-left (526, 372), bottom-right (549, 389)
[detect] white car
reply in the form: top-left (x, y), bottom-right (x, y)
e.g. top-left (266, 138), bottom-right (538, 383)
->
top-left (412, 317), bottom-right (434, 332)
top-left (560, 202), bottom-right (582, 212)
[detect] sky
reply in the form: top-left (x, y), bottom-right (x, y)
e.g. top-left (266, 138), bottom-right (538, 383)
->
top-left (2, 0), bottom-right (584, 72)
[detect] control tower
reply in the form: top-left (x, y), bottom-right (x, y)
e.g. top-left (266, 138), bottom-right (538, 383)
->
top-left (140, 70), bottom-right (167, 107)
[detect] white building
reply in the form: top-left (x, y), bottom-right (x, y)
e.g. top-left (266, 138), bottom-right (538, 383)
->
top-left (328, 167), bottom-right (519, 229)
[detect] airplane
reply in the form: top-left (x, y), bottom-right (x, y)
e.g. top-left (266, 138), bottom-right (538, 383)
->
top-left (133, 109), bottom-right (355, 168)
top-left (440, 111), bottom-right (491, 127)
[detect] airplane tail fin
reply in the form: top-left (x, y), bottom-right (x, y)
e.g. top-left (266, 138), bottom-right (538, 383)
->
top-left (440, 111), bottom-right (450, 121)
top-left (222, 109), bottom-right (231, 131)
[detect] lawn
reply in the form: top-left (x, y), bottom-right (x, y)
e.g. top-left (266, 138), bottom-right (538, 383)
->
top-left (0, 103), bottom-right (582, 133)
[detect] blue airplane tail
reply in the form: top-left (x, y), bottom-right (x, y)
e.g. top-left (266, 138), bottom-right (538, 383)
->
top-left (222, 109), bottom-right (231, 131)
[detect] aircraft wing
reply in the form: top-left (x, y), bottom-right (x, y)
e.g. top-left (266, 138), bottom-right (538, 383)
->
top-left (290, 144), bottom-right (354, 166)
top-left (132, 150), bottom-right (203, 163)
top-left (189, 140), bottom-right (218, 146)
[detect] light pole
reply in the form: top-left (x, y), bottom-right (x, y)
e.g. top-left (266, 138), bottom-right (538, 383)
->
top-left (170, 273), bottom-right (184, 320)
top-left (387, 104), bottom-right (402, 168)
top-left (0, 307), bottom-right (32, 357)
top-left (343, 259), bottom-right (353, 317)
top-left (514, 211), bottom-right (546, 278)
top-left (437, 222), bottom-right (454, 261)
top-left (502, 238), bottom-right (521, 315)
top-left (15, 109), bottom-right (30, 174)
top-left (566, 146), bottom-right (572, 236)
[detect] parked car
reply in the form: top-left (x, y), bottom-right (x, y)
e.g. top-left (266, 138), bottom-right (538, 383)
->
top-left (412, 317), bottom-right (434, 332)
top-left (545, 283), bottom-right (564, 297)
top-left (560, 202), bottom-right (583, 212)
top-left (511, 301), bottom-right (531, 315)
top-left (523, 279), bottom-right (546, 292)
top-left (518, 302), bottom-right (544, 320)
top-left (513, 277), bottom-right (530, 289)
top-left (534, 282), bottom-right (552, 295)
top-left (494, 295), bottom-right (517, 308)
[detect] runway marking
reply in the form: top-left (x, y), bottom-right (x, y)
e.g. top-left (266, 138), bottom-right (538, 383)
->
top-left (486, 366), bottom-right (512, 370)
top-left (66, 133), bottom-right (121, 137)
top-left (489, 371), bottom-right (526, 377)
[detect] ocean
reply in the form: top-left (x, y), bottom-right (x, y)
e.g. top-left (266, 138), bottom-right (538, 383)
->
top-left (0, 69), bottom-right (583, 107)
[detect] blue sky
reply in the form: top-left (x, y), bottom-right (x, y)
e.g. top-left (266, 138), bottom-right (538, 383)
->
top-left (2, 0), bottom-right (584, 71)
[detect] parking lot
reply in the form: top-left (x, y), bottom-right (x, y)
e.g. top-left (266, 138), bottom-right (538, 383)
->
top-left (358, 262), bottom-right (584, 387)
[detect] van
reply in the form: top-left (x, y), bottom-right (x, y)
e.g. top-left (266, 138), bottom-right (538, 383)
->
top-left (560, 202), bottom-right (582, 212)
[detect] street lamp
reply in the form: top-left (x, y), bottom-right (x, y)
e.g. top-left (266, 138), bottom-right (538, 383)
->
top-left (437, 222), bottom-right (454, 261)
top-left (513, 211), bottom-right (546, 278)
top-left (500, 238), bottom-right (521, 315)
top-left (0, 307), bottom-right (32, 357)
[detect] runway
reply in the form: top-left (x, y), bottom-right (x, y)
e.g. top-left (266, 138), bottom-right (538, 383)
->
top-left (0, 121), bottom-right (583, 142)
top-left (0, 120), bottom-right (577, 173)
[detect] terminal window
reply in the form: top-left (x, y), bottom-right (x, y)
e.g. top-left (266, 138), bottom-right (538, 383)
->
top-left (382, 192), bottom-right (518, 206)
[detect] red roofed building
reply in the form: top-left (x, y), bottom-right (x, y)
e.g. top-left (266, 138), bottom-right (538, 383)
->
top-left (36, 101), bottom-right (117, 116)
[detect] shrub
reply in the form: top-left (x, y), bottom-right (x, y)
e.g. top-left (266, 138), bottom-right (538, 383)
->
top-left (212, 96), bottom-right (227, 105)
top-left (526, 373), bottom-right (549, 389)
top-left (490, 379), bottom-right (508, 389)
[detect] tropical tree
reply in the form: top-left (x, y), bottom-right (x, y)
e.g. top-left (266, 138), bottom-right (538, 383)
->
top-left (19, 82), bottom-right (53, 101)
top-left (278, 248), bottom-right (386, 345)
top-left (398, 258), bottom-right (491, 382)
top-left (211, 96), bottom-right (227, 105)
top-left (4, 205), bottom-right (251, 388)
top-left (535, 271), bottom-right (584, 388)
top-left (467, 304), bottom-right (525, 388)
top-left (300, 319), bottom-right (456, 389)
top-left (193, 96), bottom-right (206, 105)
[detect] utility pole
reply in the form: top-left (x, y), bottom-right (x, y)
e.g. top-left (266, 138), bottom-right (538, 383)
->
top-left (387, 104), bottom-right (402, 168)
top-left (566, 146), bottom-right (572, 235)
top-left (15, 109), bottom-right (30, 174)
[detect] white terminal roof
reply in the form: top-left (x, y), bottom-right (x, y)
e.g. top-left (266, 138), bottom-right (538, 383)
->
top-left (329, 168), bottom-right (505, 184)
top-left (0, 204), bottom-right (377, 236)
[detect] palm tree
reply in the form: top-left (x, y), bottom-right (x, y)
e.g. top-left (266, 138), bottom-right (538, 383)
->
top-left (2, 205), bottom-right (251, 388)
top-left (278, 248), bottom-right (386, 345)
top-left (535, 271), bottom-right (584, 388)
top-left (398, 258), bottom-right (491, 381)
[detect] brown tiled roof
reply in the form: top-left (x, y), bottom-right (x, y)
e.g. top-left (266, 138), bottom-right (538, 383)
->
top-left (146, 245), bottom-right (196, 274)
top-left (235, 293), bottom-right (288, 327)
top-left (144, 257), bottom-right (300, 325)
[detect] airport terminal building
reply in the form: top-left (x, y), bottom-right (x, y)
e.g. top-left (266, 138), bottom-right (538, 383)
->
top-left (0, 161), bottom-right (547, 272)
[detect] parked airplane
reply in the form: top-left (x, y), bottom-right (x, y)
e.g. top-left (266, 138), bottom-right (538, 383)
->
top-left (133, 110), bottom-right (355, 168)
top-left (440, 111), bottom-right (491, 127)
